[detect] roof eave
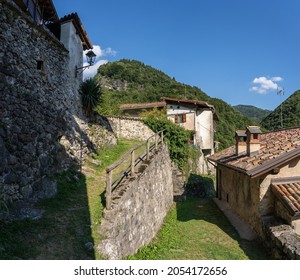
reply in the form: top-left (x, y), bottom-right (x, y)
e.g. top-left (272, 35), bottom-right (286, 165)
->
top-left (247, 147), bottom-right (300, 178)
top-left (209, 147), bottom-right (300, 179)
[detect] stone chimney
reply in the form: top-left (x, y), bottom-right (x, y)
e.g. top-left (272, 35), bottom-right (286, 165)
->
top-left (235, 130), bottom-right (247, 155)
top-left (246, 126), bottom-right (262, 156)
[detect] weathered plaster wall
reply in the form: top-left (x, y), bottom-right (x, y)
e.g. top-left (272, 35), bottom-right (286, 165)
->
top-left (60, 20), bottom-right (83, 90)
top-left (106, 116), bottom-right (154, 141)
top-left (167, 112), bottom-right (195, 131)
top-left (259, 157), bottom-right (300, 215)
top-left (99, 144), bottom-right (173, 259)
top-left (217, 166), bottom-right (261, 234)
top-left (217, 156), bottom-right (300, 239)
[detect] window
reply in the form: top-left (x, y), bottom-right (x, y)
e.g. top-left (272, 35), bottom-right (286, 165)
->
top-left (37, 60), bottom-right (44, 70)
top-left (175, 114), bottom-right (186, 123)
top-left (22, 0), bottom-right (43, 24)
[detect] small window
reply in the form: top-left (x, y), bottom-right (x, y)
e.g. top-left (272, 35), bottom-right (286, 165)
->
top-left (253, 133), bottom-right (258, 140)
top-left (37, 60), bottom-right (44, 71)
top-left (175, 114), bottom-right (186, 123)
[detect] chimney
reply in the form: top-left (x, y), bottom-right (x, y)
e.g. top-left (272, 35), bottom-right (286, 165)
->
top-left (246, 126), bottom-right (262, 156)
top-left (235, 130), bottom-right (247, 155)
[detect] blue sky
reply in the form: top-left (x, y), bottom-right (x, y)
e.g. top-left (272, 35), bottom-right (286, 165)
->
top-left (53, 0), bottom-right (300, 110)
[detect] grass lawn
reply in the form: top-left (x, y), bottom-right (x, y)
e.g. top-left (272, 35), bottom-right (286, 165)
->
top-left (0, 139), bottom-right (269, 260)
top-left (128, 197), bottom-right (270, 260)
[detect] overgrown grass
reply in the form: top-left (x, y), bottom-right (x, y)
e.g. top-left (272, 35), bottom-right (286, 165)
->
top-left (128, 196), bottom-right (269, 260)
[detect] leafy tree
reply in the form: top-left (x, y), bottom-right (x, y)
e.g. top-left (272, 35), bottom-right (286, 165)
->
top-left (79, 78), bottom-right (102, 117)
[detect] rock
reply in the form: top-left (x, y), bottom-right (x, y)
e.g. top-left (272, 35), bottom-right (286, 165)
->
top-left (84, 242), bottom-right (94, 252)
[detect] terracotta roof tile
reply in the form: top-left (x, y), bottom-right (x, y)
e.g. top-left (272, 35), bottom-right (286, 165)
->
top-left (209, 127), bottom-right (300, 177)
top-left (272, 179), bottom-right (300, 216)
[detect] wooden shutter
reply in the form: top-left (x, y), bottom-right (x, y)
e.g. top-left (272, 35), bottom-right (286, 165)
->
top-left (175, 115), bottom-right (179, 123)
top-left (182, 114), bottom-right (186, 123)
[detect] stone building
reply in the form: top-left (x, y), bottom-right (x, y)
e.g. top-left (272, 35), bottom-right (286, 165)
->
top-left (162, 97), bottom-right (217, 156)
top-left (0, 0), bottom-right (111, 217)
top-left (209, 126), bottom-right (300, 237)
top-left (120, 97), bottom-right (217, 174)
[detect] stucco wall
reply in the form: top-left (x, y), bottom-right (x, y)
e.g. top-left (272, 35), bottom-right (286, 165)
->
top-left (196, 109), bottom-right (214, 151)
top-left (99, 145), bottom-right (173, 259)
top-left (106, 116), bottom-right (154, 141)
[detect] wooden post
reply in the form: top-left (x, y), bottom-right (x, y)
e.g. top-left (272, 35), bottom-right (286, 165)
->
top-left (131, 149), bottom-right (135, 176)
top-left (161, 131), bottom-right (164, 145)
top-left (106, 169), bottom-right (112, 210)
top-left (147, 139), bottom-right (150, 160)
top-left (155, 133), bottom-right (158, 150)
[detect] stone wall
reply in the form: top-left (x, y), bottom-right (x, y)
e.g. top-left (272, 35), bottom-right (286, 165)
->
top-left (262, 216), bottom-right (300, 259)
top-left (106, 116), bottom-right (154, 141)
top-left (99, 144), bottom-right (173, 259)
top-left (0, 1), bottom-right (116, 217)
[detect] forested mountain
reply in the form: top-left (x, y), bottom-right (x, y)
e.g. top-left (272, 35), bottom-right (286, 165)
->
top-left (233, 105), bottom-right (271, 123)
top-left (261, 90), bottom-right (300, 131)
top-left (94, 59), bottom-right (256, 149)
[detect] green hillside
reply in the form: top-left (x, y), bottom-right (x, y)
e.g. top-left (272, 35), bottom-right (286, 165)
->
top-left (233, 105), bottom-right (271, 123)
top-left (94, 59), bottom-right (255, 149)
top-left (261, 90), bottom-right (300, 131)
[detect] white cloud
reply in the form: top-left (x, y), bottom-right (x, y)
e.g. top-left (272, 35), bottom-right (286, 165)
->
top-left (82, 44), bottom-right (117, 79)
top-left (103, 47), bottom-right (117, 57)
top-left (271, 76), bottom-right (283, 82)
top-left (83, 59), bottom-right (108, 80)
top-left (250, 76), bottom-right (283, 94)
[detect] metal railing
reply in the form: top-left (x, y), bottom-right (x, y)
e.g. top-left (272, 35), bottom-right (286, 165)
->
top-left (105, 130), bottom-right (165, 210)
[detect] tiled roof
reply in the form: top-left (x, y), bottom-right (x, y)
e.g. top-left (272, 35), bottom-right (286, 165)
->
top-left (120, 102), bottom-right (166, 110)
top-left (209, 127), bottom-right (300, 177)
top-left (271, 179), bottom-right (300, 216)
top-left (161, 97), bottom-right (213, 108)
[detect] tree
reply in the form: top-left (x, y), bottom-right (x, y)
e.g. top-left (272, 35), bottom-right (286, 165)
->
top-left (79, 78), bottom-right (101, 117)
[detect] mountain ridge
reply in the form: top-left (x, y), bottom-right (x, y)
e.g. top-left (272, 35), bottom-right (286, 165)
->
top-left (233, 105), bottom-right (272, 123)
top-left (261, 90), bottom-right (300, 130)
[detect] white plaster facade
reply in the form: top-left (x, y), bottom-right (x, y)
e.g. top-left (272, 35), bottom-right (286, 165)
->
top-left (60, 20), bottom-right (84, 87)
top-left (165, 99), bottom-right (215, 156)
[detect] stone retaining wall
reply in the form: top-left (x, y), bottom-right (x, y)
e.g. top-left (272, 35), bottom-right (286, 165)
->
top-left (106, 116), bottom-right (154, 141)
top-left (98, 144), bottom-right (173, 259)
top-left (262, 216), bottom-right (300, 259)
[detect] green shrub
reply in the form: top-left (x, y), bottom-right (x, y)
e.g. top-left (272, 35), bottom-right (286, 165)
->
top-left (143, 110), bottom-right (190, 170)
top-left (79, 78), bottom-right (102, 117)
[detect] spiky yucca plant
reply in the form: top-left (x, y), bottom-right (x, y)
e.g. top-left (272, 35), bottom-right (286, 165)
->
top-left (79, 78), bottom-right (101, 117)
